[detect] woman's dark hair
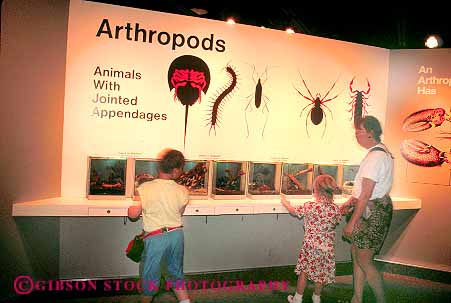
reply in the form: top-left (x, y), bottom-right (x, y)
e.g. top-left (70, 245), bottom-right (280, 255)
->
top-left (158, 149), bottom-right (185, 173)
top-left (361, 115), bottom-right (382, 142)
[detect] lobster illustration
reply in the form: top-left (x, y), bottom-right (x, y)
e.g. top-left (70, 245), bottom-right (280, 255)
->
top-left (400, 139), bottom-right (449, 167)
top-left (400, 107), bottom-right (451, 167)
top-left (348, 77), bottom-right (371, 128)
top-left (402, 108), bottom-right (450, 132)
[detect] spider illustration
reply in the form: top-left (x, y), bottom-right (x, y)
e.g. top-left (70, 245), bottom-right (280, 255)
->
top-left (294, 73), bottom-right (340, 138)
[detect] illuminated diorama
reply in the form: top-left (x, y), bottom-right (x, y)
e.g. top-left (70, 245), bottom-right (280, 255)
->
top-left (281, 163), bottom-right (313, 196)
top-left (211, 161), bottom-right (247, 199)
top-left (87, 157), bottom-right (127, 199)
top-left (247, 162), bottom-right (282, 198)
top-left (133, 159), bottom-right (159, 195)
top-left (176, 160), bottom-right (209, 199)
top-left (342, 165), bottom-right (359, 195)
top-left (86, 156), bottom-right (356, 201)
top-left (313, 164), bottom-right (342, 195)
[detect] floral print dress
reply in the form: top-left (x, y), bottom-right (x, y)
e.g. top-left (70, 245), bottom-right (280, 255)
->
top-left (294, 198), bottom-right (342, 284)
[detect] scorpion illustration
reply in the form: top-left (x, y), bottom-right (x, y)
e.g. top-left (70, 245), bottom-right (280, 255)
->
top-left (348, 77), bottom-right (371, 128)
top-left (294, 73), bottom-right (340, 138)
top-left (400, 107), bottom-right (451, 167)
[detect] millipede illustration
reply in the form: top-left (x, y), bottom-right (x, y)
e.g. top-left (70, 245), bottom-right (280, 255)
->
top-left (207, 64), bottom-right (239, 135)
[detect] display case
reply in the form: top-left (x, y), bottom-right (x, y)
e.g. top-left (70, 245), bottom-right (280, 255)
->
top-left (211, 161), bottom-right (247, 199)
top-left (87, 157), bottom-right (128, 199)
top-left (281, 163), bottom-right (313, 197)
top-left (342, 165), bottom-right (359, 195)
top-left (176, 160), bottom-right (210, 199)
top-left (312, 164), bottom-right (342, 195)
top-left (133, 158), bottom-right (159, 196)
top-left (247, 162), bottom-right (282, 199)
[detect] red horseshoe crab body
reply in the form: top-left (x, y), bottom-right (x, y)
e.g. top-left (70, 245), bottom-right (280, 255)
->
top-left (402, 108), bottom-right (447, 132)
top-left (400, 139), bottom-right (449, 167)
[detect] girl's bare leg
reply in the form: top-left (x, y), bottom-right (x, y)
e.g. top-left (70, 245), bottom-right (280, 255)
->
top-left (296, 272), bottom-right (308, 294)
top-left (313, 282), bottom-right (324, 296)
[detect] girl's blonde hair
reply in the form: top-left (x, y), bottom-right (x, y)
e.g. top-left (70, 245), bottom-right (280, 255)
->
top-left (313, 174), bottom-right (337, 199)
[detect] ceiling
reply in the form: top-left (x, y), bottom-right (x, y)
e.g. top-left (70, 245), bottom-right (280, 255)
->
top-left (92, 1), bottom-right (450, 49)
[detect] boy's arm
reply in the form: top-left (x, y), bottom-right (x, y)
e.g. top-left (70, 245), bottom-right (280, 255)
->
top-left (180, 196), bottom-right (190, 215)
top-left (180, 202), bottom-right (188, 215)
top-left (128, 195), bottom-right (142, 222)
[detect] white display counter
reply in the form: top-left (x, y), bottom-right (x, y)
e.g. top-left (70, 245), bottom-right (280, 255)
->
top-left (12, 196), bottom-right (421, 217)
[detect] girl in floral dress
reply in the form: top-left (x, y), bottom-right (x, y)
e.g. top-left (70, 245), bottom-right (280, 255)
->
top-left (281, 174), bottom-right (343, 303)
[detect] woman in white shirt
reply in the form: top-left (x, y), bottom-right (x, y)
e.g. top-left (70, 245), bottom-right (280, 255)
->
top-left (341, 116), bottom-right (394, 303)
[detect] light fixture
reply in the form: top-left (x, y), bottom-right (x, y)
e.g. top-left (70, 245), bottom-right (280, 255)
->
top-left (226, 17), bottom-right (236, 25)
top-left (425, 35), bottom-right (443, 48)
top-left (286, 28), bottom-right (295, 34)
top-left (190, 8), bottom-right (208, 15)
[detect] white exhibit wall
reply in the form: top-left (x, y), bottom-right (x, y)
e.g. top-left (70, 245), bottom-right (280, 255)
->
top-left (61, 0), bottom-right (390, 197)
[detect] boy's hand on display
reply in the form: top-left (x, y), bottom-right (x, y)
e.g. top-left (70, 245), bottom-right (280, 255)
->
top-left (127, 205), bottom-right (142, 222)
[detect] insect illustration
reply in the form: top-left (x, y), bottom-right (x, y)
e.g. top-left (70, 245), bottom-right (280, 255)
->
top-left (207, 63), bottom-right (239, 135)
top-left (348, 77), bottom-right (371, 128)
top-left (244, 66), bottom-right (271, 137)
top-left (168, 55), bottom-right (210, 148)
top-left (294, 73), bottom-right (340, 138)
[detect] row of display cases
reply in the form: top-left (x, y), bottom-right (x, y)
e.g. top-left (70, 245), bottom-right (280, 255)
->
top-left (88, 157), bottom-right (360, 200)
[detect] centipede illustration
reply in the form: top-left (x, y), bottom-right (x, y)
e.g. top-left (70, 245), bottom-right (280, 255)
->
top-left (206, 63), bottom-right (239, 135)
top-left (168, 55), bottom-right (210, 148)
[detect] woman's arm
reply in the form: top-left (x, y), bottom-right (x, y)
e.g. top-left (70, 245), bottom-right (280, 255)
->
top-left (342, 178), bottom-right (375, 237)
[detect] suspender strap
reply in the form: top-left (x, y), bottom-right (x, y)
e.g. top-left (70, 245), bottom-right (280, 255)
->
top-left (369, 146), bottom-right (394, 159)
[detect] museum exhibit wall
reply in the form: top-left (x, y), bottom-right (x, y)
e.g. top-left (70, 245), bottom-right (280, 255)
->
top-left (381, 49), bottom-right (451, 272)
top-left (61, 1), bottom-right (390, 199)
top-left (1, 0), bottom-right (449, 298)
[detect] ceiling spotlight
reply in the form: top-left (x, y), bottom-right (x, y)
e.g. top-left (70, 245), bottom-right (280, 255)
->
top-left (226, 18), bottom-right (236, 25)
top-left (425, 35), bottom-right (443, 48)
top-left (286, 28), bottom-right (295, 34)
top-left (190, 8), bottom-right (208, 15)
